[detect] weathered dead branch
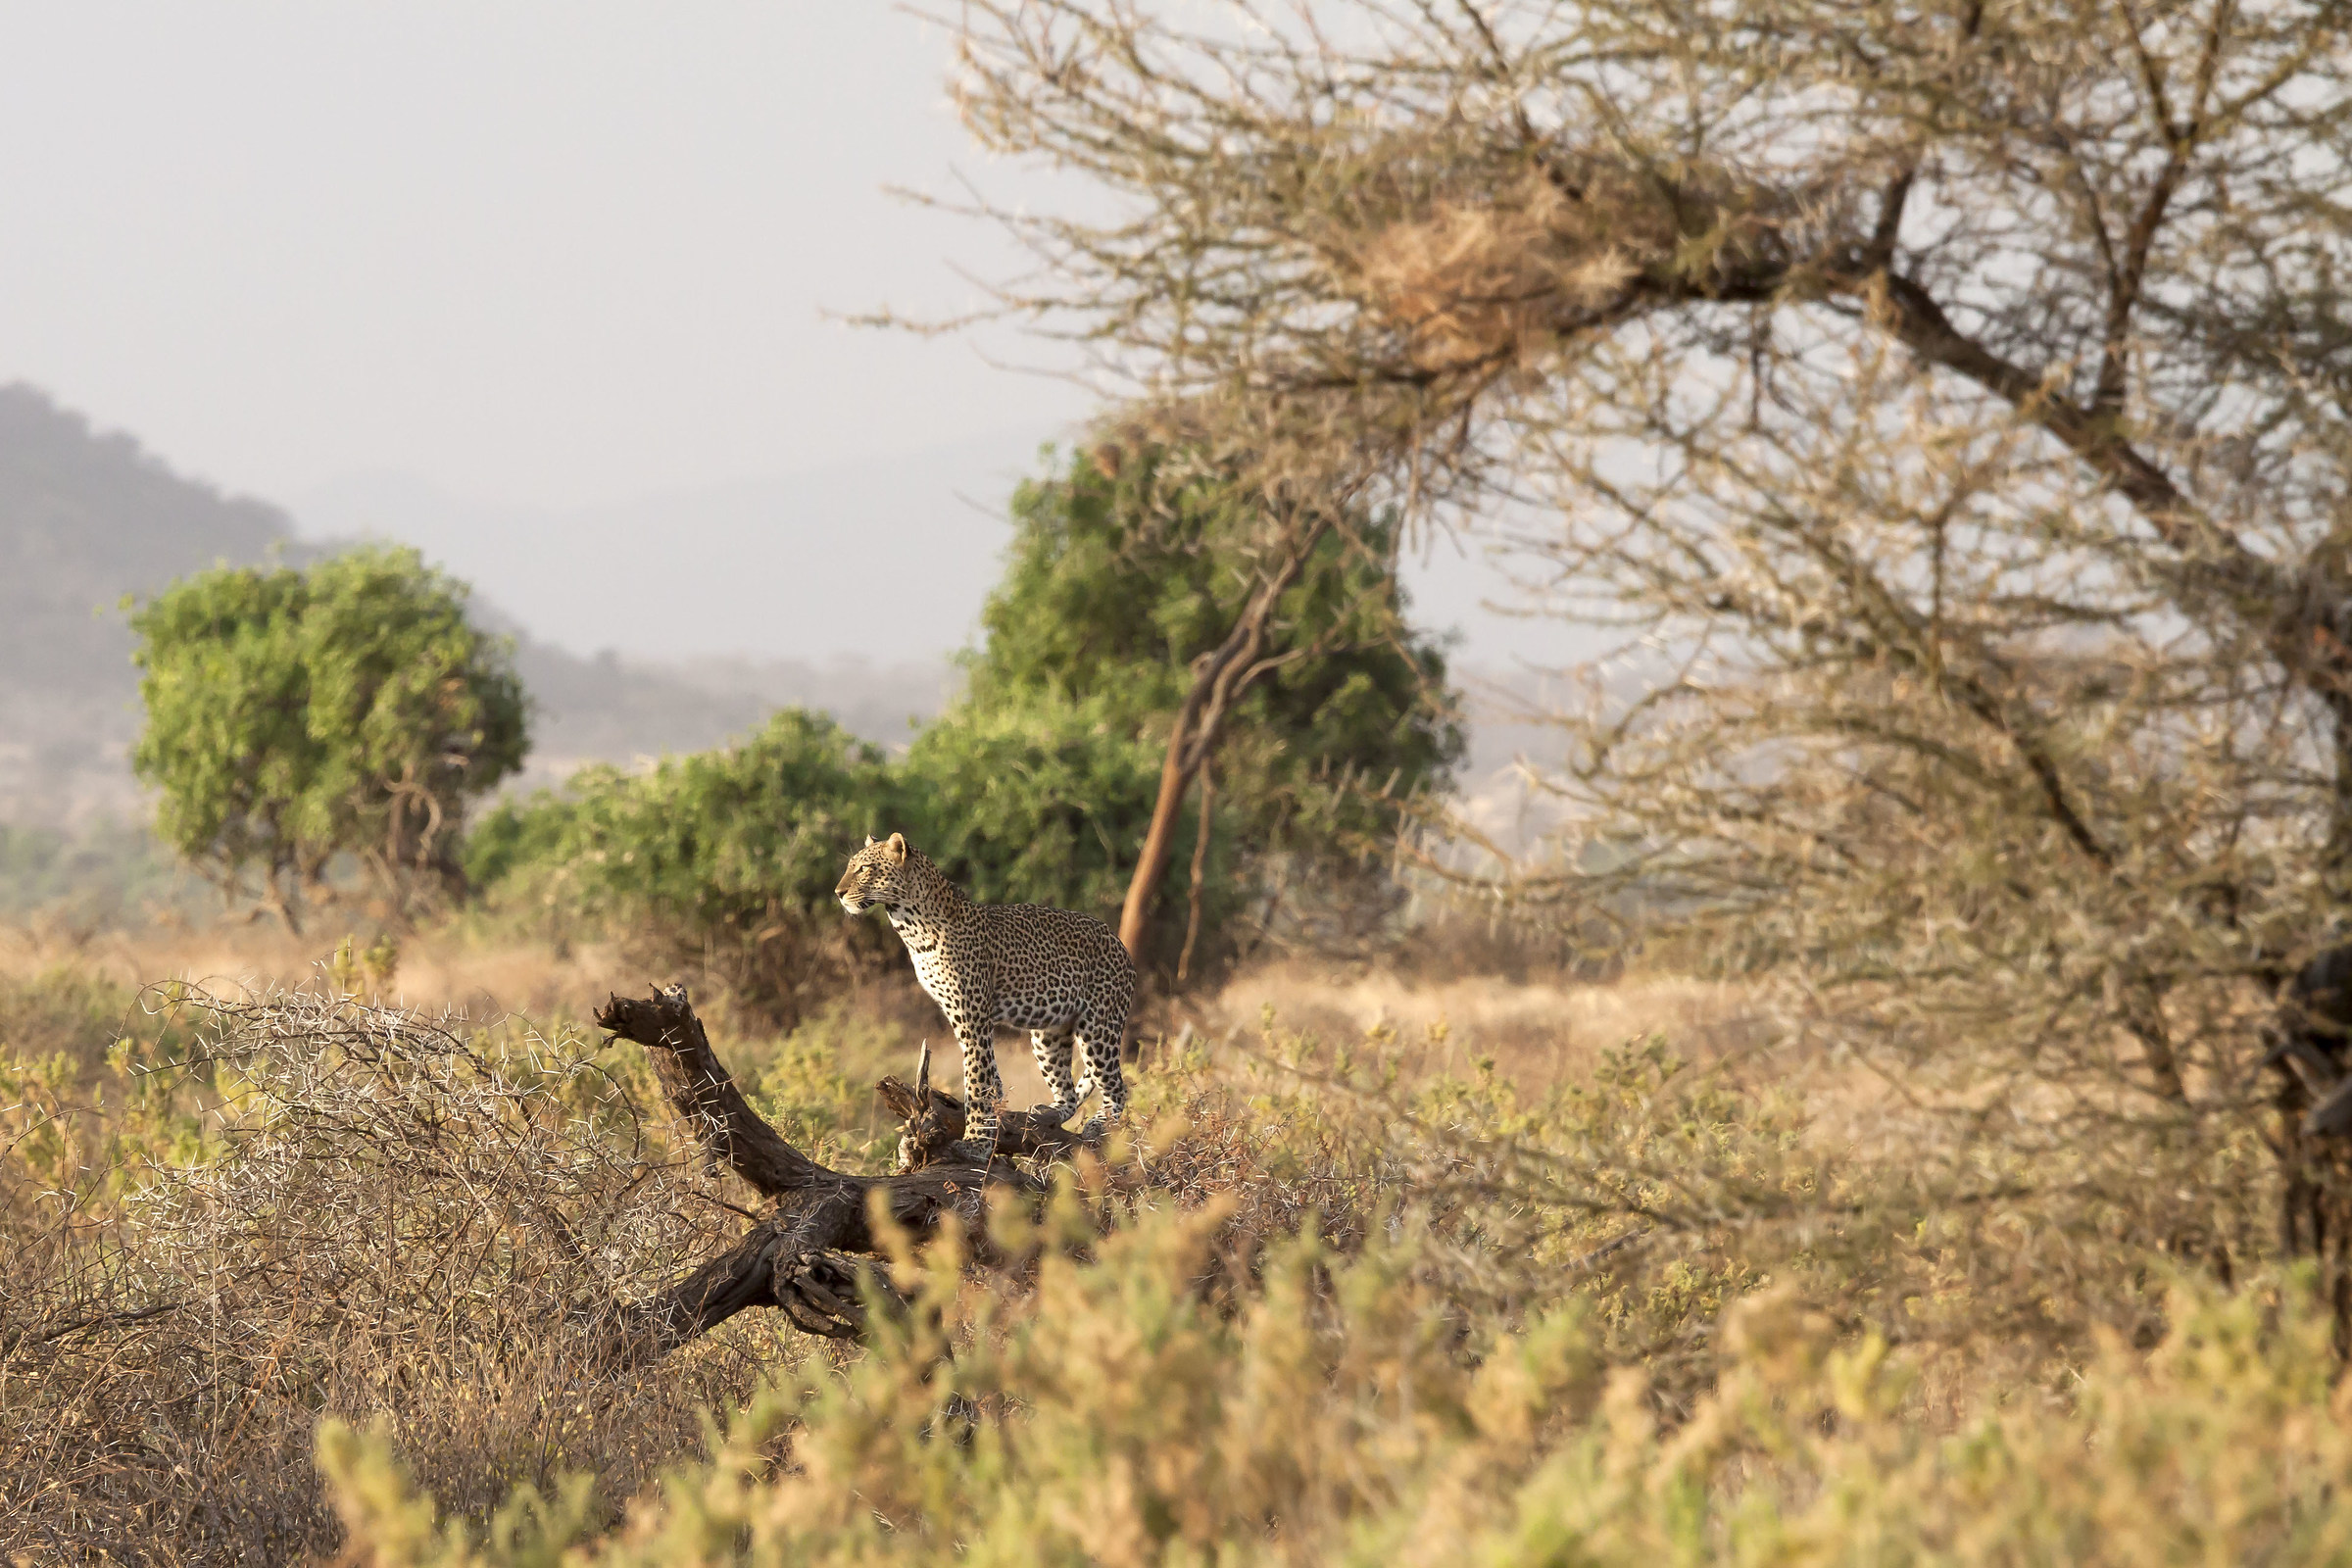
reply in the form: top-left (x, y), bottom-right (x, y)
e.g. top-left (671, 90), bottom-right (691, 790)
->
top-left (872, 1038), bottom-right (1099, 1171)
top-left (591, 985), bottom-right (1099, 1366)
top-left (595, 985), bottom-right (830, 1193)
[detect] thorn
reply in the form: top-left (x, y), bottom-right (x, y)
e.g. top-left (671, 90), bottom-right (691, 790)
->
top-left (915, 1039), bottom-right (932, 1100)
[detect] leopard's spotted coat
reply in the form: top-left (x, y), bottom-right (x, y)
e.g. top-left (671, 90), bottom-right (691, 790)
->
top-left (836, 832), bottom-right (1134, 1152)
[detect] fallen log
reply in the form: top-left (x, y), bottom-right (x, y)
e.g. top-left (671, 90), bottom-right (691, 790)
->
top-left (588, 984), bottom-right (1101, 1368)
top-left (874, 1038), bottom-right (1100, 1171)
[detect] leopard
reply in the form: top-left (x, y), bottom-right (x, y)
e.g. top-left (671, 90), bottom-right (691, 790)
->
top-left (836, 832), bottom-right (1134, 1154)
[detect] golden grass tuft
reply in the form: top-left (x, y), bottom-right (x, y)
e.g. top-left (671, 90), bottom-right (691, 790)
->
top-left (1207, 956), bottom-right (1764, 1088)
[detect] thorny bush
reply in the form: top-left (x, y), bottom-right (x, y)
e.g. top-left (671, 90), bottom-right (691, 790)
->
top-left (0, 987), bottom-right (774, 1563)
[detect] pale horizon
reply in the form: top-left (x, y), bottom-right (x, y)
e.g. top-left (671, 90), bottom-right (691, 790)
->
top-left (0, 2), bottom-right (1575, 671)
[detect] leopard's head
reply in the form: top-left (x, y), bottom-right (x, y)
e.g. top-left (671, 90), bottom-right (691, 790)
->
top-left (836, 832), bottom-right (914, 915)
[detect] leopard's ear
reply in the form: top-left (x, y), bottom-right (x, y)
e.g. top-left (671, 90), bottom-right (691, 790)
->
top-left (885, 831), bottom-right (908, 863)
top-left (864, 834), bottom-right (876, 849)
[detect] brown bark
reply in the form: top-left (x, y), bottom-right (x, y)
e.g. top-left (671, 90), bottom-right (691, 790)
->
top-left (873, 1054), bottom-right (1098, 1170)
top-left (1117, 510), bottom-right (1334, 961)
top-left (2277, 1095), bottom-right (2352, 1358)
top-left (1178, 764), bottom-right (1214, 985)
top-left (2268, 948), bottom-right (2352, 1347)
top-left (586, 985), bottom-right (1102, 1370)
top-left (1123, 696), bottom-right (1212, 961)
top-left (599, 986), bottom-right (831, 1193)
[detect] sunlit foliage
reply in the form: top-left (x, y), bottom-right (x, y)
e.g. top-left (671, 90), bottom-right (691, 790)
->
top-left (131, 546), bottom-right (527, 929)
top-left (906, 445), bottom-right (1461, 974)
top-left (468, 446), bottom-right (1458, 1007)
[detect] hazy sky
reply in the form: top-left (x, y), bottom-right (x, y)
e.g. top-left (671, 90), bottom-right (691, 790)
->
top-left (0, 3), bottom-right (1076, 505)
top-left (0, 3), bottom-right (1566, 668)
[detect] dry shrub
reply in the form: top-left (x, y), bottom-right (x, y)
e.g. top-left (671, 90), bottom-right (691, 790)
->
top-left (1162, 1016), bottom-right (2262, 1411)
top-left (0, 988), bottom-right (802, 1565)
top-left (322, 1198), bottom-right (2352, 1566)
top-left (0, 962), bottom-right (136, 1075)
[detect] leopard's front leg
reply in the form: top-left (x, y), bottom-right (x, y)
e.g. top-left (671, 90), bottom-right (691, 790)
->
top-left (950, 1004), bottom-right (1006, 1159)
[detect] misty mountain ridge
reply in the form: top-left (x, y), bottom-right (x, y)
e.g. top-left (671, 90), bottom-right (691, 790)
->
top-left (0, 382), bottom-right (952, 832)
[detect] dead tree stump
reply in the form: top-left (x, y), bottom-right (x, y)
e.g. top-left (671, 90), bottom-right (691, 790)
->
top-left (589, 985), bottom-right (1102, 1368)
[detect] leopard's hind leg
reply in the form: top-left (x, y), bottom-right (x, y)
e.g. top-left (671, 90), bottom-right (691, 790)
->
top-left (1031, 1025), bottom-right (1081, 1121)
top-left (1071, 1001), bottom-right (1129, 1139)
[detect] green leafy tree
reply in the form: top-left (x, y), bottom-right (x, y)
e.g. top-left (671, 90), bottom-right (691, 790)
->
top-left (901, 688), bottom-right (1166, 913)
top-left (131, 547), bottom-right (526, 929)
top-left (466, 709), bottom-right (906, 1026)
top-left (906, 444), bottom-right (1462, 977)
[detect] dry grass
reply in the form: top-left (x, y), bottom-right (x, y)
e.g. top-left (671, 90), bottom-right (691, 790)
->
top-left (0, 912), bottom-right (1987, 1203)
top-left (0, 917), bottom-right (625, 1024)
top-left (4, 911), bottom-right (1745, 1099)
top-left (1199, 958), bottom-right (1925, 1168)
top-left (0, 917), bottom-right (1090, 1115)
top-left (0, 911), bottom-right (2300, 1563)
top-left (1205, 957), bottom-right (1765, 1090)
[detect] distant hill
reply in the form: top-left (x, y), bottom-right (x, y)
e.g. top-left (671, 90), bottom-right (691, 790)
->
top-left (0, 385), bottom-right (298, 829)
top-left (0, 383), bottom-right (949, 833)
top-left (0, 381), bottom-right (1600, 894)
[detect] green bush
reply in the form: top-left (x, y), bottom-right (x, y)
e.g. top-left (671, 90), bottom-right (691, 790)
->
top-left (899, 686), bottom-right (1165, 914)
top-left (130, 546), bottom-right (527, 927)
top-left (466, 446), bottom-right (1463, 1007)
top-left (466, 710), bottom-right (908, 1026)
top-left (910, 447), bottom-right (1462, 972)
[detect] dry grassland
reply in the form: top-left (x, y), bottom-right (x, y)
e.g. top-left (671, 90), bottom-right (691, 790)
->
top-left (1207, 957), bottom-right (1765, 1084)
top-left (0, 912), bottom-right (2307, 1564)
top-left (0, 916), bottom-right (1797, 1118)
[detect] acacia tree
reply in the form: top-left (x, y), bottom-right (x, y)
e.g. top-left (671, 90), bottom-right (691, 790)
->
top-left (132, 547), bottom-right (527, 929)
top-left (944, 1), bottom-right (2352, 1288)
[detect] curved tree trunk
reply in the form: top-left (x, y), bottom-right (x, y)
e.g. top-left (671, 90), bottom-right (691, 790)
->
top-left (1118, 510), bottom-right (1333, 962)
top-left (588, 986), bottom-right (1101, 1369)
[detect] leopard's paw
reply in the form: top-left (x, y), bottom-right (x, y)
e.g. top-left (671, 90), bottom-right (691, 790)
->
top-left (944, 1135), bottom-right (999, 1167)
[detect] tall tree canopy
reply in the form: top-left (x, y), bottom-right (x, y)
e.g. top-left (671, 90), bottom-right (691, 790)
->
top-left (946, 0), bottom-right (2352, 1274)
top-left (906, 444), bottom-right (1460, 975)
top-left (132, 547), bottom-right (527, 928)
